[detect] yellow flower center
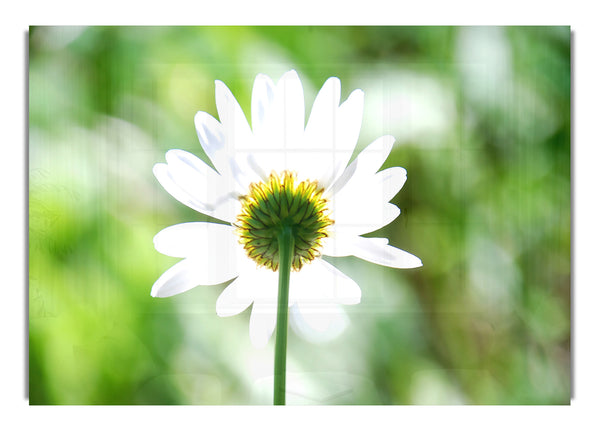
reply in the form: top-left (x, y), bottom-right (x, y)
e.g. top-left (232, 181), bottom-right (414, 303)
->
top-left (235, 171), bottom-right (333, 271)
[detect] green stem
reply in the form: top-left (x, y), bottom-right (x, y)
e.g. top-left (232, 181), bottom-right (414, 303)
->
top-left (274, 226), bottom-right (294, 405)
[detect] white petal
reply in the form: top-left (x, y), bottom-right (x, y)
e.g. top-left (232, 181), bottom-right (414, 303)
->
top-left (249, 300), bottom-right (277, 348)
top-left (165, 149), bottom-right (237, 205)
top-left (320, 233), bottom-right (354, 257)
top-left (195, 112), bottom-right (256, 193)
top-left (215, 80), bottom-right (252, 141)
top-left (153, 161), bottom-right (240, 223)
top-left (238, 260), bottom-right (279, 301)
top-left (216, 276), bottom-right (254, 317)
top-left (350, 236), bottom-right (422, 268)
top-left (328, 89), bottom-right (364, 182)
top-left (251, 73), bottom-right (276, 136)
top-left (302, 77), bottom-right (342, 184)
top-left (166, 149), bottom-right (215, 176)
top-left (318, 259), bottom-right (362, 305)
top-left (374, 167), bottom-right (407, 202)
top-left (327, 134), bottom-right (399, 196)
top-left (275, 70), bottom-right (305, 147)
top-left (153, 163), bottom-right (211, 214)
top-left (225, 261), bottom-right (280, 346)
top-left (354, 135), bottom-right (395, 176)
top-left (153, 222), bottom-right (237, 259)
top-left (328, 137), bottom-right (407, 236)
top-left (305, 77), bottom-right (341, 146)
top-left (324, 157), bottom-right (357, 199)
top-left (326, 135), bottom-right (395, 197)
top-left (364, 203), bottom-right (401, 234)
top-left (302, 86), bottom-right (364, 189)
top-left (310, 89), bottom-right (364, 188)
top-left (193, 111), bottom-right (227, 175)
top-left (245, 71), bottom-right (307, 178)
top-left (245, 151), bottom-right (285, 182)
top-left (151, 257), bottom-right (238, 298)
top-left (290, 258), bottom-right (361, 305)
top-left (330, 200), bottom-right (401, 236)
top-left (289, 303), bottom-right (349, 344)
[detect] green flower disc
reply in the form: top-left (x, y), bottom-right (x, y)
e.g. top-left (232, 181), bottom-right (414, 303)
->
top-left (235, 171), bottom-right (333, 271)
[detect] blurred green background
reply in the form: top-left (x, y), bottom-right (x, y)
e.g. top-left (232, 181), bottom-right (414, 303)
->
top-left (28, 26), bottom-right (570, 405)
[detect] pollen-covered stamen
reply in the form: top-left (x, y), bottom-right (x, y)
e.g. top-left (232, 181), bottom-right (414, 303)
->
top-left (235, 171), bottom-right (333, 271)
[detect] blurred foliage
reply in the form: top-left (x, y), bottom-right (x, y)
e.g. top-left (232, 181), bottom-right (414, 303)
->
top-left (29, 26), bottom-right (570, 405)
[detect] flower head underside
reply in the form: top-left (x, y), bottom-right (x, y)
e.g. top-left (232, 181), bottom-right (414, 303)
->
top-left (235, 170), bottom-right (333, 271)
top-left (152, 70), bottom-right (423, 347)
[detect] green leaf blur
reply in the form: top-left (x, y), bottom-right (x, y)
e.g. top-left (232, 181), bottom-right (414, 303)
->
top-left (29, 26), bottom-right (570, 405)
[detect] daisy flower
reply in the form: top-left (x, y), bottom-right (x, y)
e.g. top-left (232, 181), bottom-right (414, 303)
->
top-left (152, 70), bottom-right (422, 348)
